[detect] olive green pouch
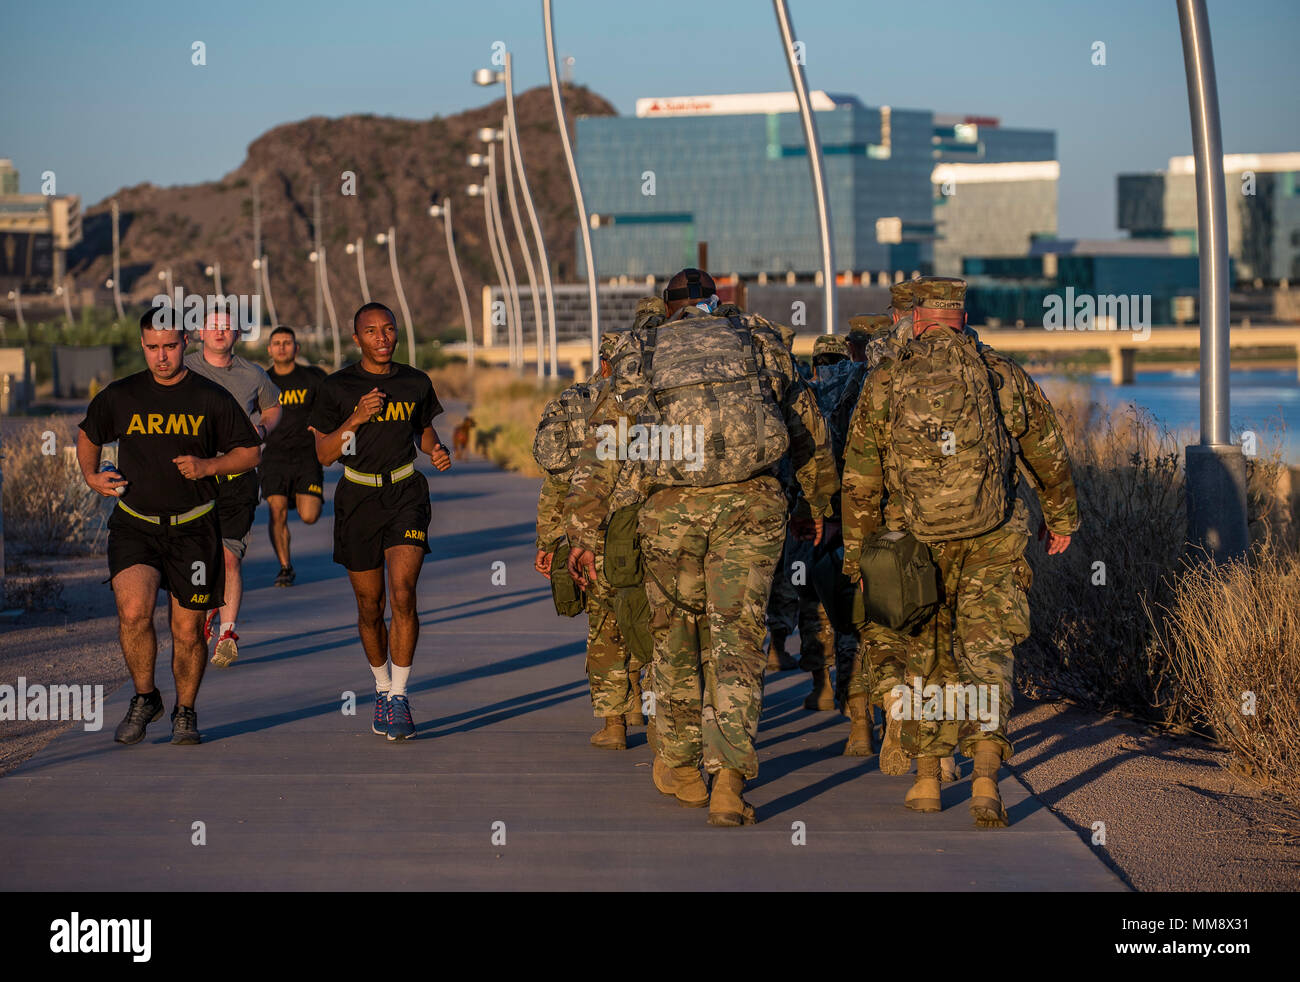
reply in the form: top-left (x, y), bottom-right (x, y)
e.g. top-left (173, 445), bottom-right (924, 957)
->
top-left (858, 529), bottom-right (939, 632)
top-left (550, 539), bottom-right (586, 617)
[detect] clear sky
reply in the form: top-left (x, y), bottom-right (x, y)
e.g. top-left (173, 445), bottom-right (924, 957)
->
top-left (2, 0), bottom-right (1296, 238)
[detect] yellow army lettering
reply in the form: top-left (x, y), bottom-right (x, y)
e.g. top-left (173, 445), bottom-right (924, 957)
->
top-left (403, 529), bottom-right (426, 542)
top-left (360, 401), bottom-right (416, 423)
top-left (190, 593), bottom-right (210, 604)
top-left (307, 484), bottom-right (323, 494)
top-left (279, 389), bottom-right (307, 405)
top-left (125, 413), bottom-right (204, 435)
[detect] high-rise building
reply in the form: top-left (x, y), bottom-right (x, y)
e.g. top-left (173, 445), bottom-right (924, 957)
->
top-left (1118, 152), bottom-right (1300, 282)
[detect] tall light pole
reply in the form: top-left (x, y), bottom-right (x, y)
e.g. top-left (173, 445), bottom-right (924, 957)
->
top-left (157, 268), bottom-right (174, 302)
top-left (544, 0), bottom-right (599, 363)
top-left (6, 289), bottom-right (24, 330)
top-left (467, 180), bottom-right (511, 360)
top-left (501, 116), bottom-right (545, 379)
top-left (1177, 0), bottom-right (1247, 563)
top-left (773, 0), bottom-right (836, 335)
top-left (310, 249), bottom-right (343, 370)
top-left (477, 54), bottom-right (558, 378)
top-left (56, 280), bottom-right (74, 329)
top-left (346, 238), bottom-right (371, 303)
top-left (110, 200), bottom-right (124, 320)
top-left (477, 133), bottom-right (523, 371)
top-left (312, 182), bottom-right (324, 345)
top-left (251, 182), bottom-right (262, 314)
top-left (430, 201), bottom-right (475, 379)
top-left (254, 255), bottom-right (277, 330)
top-left (376, 228), bottom-right (417, 365)
top-left (205, 262), bottom-right (223, 296)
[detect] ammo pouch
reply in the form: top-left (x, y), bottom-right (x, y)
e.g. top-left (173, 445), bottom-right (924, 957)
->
top-left (602, 505), bottom-right (644, 588)
top-left (858, 529), bottom-right (940, 632)
top-left (550, 539), bottom-right (586, 618)
top-left (614, 584), bottom-right (654, 663)
top-left (812, 544), bottom-right (867, 636)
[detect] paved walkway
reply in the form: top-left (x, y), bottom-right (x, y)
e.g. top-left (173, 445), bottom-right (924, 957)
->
top-left (0, 450), bottom-right (1123, 890)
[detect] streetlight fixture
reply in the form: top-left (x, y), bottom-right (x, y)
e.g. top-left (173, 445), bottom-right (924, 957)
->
top-left (345, 238), bottom-right (371, 303)
top-left (110, 200), bottom-right (125, 321)
top-left (472, 134), bottom-right (523, 371)
top-left (430, 202), bottom-right (476, 379)
top-left (7, 288), bottom-right (25, 330)
top-left (204, 262), bottom-right (223, 296)
top-left (467, 181), bottom-right (513, 363)
top-left (309, 249), bottom-right (343, 370)
top-left (253, 255), bottom-right (277, 332)
top-left (56, 280), bottom-right (74, 329)
top-left (375, 228), bottom-right (417, 364)
top-left (476, 53), bottom-right (558, 379)
top-left (543, 0), bottom-right (599, 363)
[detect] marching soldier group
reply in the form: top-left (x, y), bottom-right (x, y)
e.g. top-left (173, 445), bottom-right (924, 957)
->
top-left (535, 267), bottom-right (1078, 828)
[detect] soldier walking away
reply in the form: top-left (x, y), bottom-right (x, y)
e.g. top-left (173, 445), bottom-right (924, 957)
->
top-left (184, 310), bottom-right (282, 668)
top-left (533, 327), bottom-right (650, 751)
top-left (566, 268), bottom-right (837, 827)
top-left (262, 326), bottom-right (327, 586)
top-left (309, 302), bottom-right (452, 741)
top-left (841, 277), bottom-right (1078, 826)
top-left (76, 307), bottom-right (262, 745)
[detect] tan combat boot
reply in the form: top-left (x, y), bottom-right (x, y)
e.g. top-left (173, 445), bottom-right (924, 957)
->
top-left (878, 691), bottom-right (910, 776)
top-left (625, 674), bottom-right (646, 727)
top-left (970, 741), bottom-right (1008, 828)
top-left (590, 716), bottom-right (627, 750)
top-left (940, 756), bottom-right (960, 782)
top-left (803, 669), bottom-right (835, 711)
top-left (766, 631), bottom-right (797, 672)
top-left (842, 694), bottom-right (875, 757)
top-left (904, 755), bottom-right (942, 813)
top-left (707, 769), bottom-right (757, 827)
top-left (652, 755), bottom-right (709, 807)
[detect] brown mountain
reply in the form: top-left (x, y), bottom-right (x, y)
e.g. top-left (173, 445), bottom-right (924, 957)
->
top-left (69, 85), bottom-right (615, 340)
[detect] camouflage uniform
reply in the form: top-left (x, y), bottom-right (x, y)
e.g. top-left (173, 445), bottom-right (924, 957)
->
top-left (841, 280), bottom-right (1079, 761)
top-left (566, 304), bottom-right (837, 779)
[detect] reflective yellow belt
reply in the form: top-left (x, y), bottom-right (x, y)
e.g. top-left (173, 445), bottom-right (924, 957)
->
top-left (220, 471), bottom-right (248, 481)
top-left (117, 500), bottom-right (215, 526)
top-left (343, 462), bottom-right (415, 487)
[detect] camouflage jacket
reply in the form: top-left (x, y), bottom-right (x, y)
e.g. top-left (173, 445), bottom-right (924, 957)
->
top-left (564, 304), bottom-right (837, 554)
top-left (841, 330), bottom-right (1079, 579)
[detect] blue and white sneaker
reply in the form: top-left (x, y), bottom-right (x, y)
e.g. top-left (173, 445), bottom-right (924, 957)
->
top-left (371, 690), bottom-right (390, 736)
top-left (387, 694), bottom-right (416, 741)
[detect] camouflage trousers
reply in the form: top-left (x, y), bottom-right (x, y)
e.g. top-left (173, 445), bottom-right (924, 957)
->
top-left (585, 554), bottom-right (647, 718)
top-left (899, 503), bottom-right (1032, 762)
top-left (639, 476), bottom-right (786, 779)
top-left (765, 534), bottom-right (799, 637)
top-left (850, 618), bottom-right (908, 705)
top-left (769, 533), bottom-right (855, 687)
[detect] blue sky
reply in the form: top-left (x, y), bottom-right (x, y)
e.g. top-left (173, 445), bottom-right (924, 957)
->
top-left (2, 0), bottom-right (1296, 238)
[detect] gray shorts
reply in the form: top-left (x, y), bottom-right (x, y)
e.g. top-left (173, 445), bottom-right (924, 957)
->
top-left (222, 530), bottom-right (252, 560)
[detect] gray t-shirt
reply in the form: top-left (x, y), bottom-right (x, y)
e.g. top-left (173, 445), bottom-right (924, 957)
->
top-left (184, 350), bottom-right (280, 422)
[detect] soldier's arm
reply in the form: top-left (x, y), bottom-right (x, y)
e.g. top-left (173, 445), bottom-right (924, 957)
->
top-left (840, 371), bottom-right (888, 581)
top-left (564, 365), bottom-right (642, 555)
top-left (536, 472), bottom-right (570, 550)
top-left (782, 370), bottom-right (838, 518)
top-left (997, 358), bottom-right (1080, 536)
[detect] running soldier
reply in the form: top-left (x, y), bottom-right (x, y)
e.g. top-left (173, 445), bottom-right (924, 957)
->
top-left (184, 309), bottom-right (282, 668)
top-left (309, 302), bottom-right (451, 741)
top-left (77, 307), bottom-right (262, 745)
top-left (262, 326), bottom-right (327, 586)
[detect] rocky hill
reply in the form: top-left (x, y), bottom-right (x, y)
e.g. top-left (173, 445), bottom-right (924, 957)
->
top-left (69, 85), bottom-right (616, 340)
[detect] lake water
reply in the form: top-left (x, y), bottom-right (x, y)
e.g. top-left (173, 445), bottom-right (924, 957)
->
top-left (1045, 368), bottom-right (1300, 465)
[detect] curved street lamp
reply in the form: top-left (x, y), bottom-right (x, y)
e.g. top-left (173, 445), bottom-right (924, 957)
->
top-left (345, 238), bottom-right (371, 303)
top-left (309, 249), bottom-right (343, 370)
top-left (253, 256), bottom-right (277, 332)
top-left (467, 180), bottom-right (513, 363)
top-left (376, 228), bottom-right (417, 364)
top-left (110, 200), bottom-right (125, 320)
top-left (6, 288), bottom-right (24, 330)
top-left (474, 134), bottom-right (523, 371)
top-left (430, 201), bottom-right (475, 379)
top-left (205, 262), bottom-right (223, 296)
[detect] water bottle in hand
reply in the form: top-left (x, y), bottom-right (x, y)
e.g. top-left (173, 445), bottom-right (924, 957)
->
top-left (100, 461), bottom-right (127, 496)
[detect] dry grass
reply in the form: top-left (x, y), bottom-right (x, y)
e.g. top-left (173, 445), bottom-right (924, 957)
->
top-left (1, 417), bottom-right (108, 555)
top-left (1150, 545), bottom-right (1300, 794)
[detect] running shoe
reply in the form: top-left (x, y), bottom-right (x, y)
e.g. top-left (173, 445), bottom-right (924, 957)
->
top-left (114, 689), bottom-right (164, 745)
top-left (170, 705), bottom-right (201, 745)
top-left (372, 690), bottom-right (391, 736)
top-left (387, 694), bottom-right (416, 741)
top-left (210, 629), bottom-right (239, 668)
top-left (274, 565), bottom-right (296, 587)
top-left (203, 608), bottom-right (219, 644)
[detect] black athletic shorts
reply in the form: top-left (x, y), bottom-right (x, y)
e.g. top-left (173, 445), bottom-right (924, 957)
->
top-left (216, 470), bottom-right (260, 549)
top-left (107, 505), bottom-right (225, 611)
top-left (332, 470), bottom-right (431, 572)
top-left (260, 458), bottom-right (325, 503)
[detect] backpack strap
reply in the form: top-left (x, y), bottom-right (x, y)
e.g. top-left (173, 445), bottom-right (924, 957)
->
top-left (731, 315), bottom-right (766, 466)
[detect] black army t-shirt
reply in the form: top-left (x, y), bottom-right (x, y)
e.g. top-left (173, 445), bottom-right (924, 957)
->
top-left (80, 369), bottom-right (261, 514)
top-left (264, 363), bottom-right (327, 461)
top-left (309, 362), bottom-right (442, 474)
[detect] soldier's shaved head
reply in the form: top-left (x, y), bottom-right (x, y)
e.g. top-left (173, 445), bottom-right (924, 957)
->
top-left (663, 268), bottom-right (716, 315)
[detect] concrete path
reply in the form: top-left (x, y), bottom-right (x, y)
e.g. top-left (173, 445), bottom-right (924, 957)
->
top-left (0, 449), bottom-right (1124, 890)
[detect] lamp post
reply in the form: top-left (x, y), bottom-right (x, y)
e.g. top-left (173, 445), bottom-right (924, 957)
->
top-left (376, 228), bottom-right (417, 365)
top-left (205, 262), bottom-right (223, 296)
top-left (430, 201), bottom-right (475, 379)
top-left (310, 249), bottom-right (343, 370)
top-left (5, 288), bottom-right (23, 330)
top-left (474, 134), bottom-right (523, 371)
top-left (500, 117), bottom-right (545, 379)
top-left (253, 256), bottom-right (277, 331)
top-left (56, 280), bottom-right (74, 329)
top-left (467, 180), bottom-right (512, 360)
top-left (773, 0), bottom-right (836, 335)
top-left (345, 238), bottom-right (371, 303)
top-left (157, 268), bottom-right (174, 303)
top-left (543, 0), bottom-right (599, 363)
top-left (110, 199), bottom-right (124, 320)
top-left (476, 55), bottom-right (557, 378)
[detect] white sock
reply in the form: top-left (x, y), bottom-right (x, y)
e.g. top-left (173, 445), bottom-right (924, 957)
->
top-left (220, 621), bottom-right (236, 637)
top-left (390, 664), bottom-right (411, 698)
top-left (370, 663), bottom-right (391, 693)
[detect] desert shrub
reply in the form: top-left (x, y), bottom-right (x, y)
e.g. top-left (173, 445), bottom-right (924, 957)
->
top-left (1, 417), bottom-right (109, 554)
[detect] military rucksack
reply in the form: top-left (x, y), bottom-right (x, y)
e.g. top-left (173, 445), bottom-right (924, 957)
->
top-left (638, 315), bottom-right (789, 487)
top-left (886, 329), bottom-right (1012, 542)
top-left (533, 381), bottom-right (600, 476)
top-left (602, 504), bottom-right (643, 588)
